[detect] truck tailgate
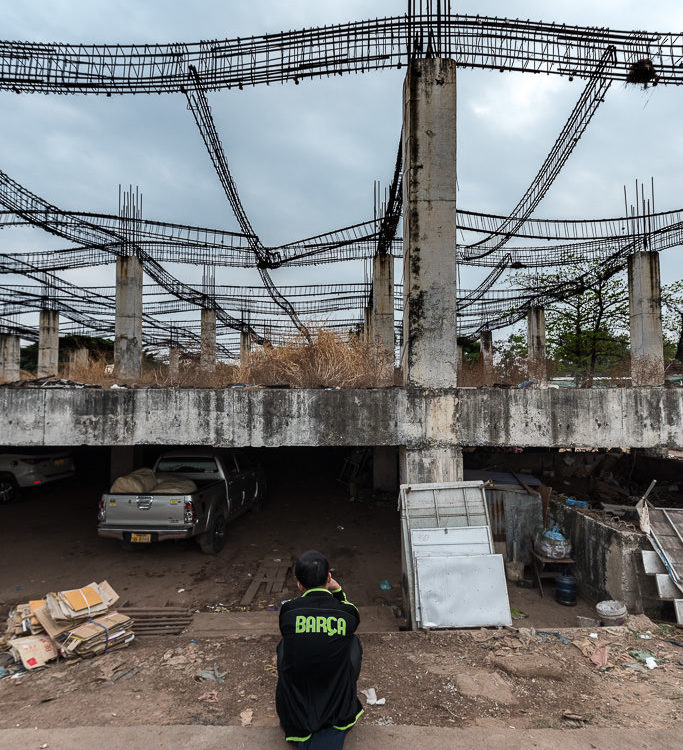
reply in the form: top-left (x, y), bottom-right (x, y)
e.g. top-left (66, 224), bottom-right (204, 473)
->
top-left (101, 493), bottom-right (188, 528)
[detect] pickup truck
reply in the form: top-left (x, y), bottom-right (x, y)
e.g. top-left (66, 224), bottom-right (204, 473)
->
top-left (0, 449), bottom-right (75, 503)
top-left (97, 449), bottom-right (266, 554)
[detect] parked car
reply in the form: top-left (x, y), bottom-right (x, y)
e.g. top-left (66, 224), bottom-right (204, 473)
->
top-left (0, 449), bottom-right (76, 503)
top-left (98, 449), bottom-right (266, 554)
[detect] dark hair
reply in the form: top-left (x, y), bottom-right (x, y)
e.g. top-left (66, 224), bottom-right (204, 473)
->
top-left (295, 550), bottom-right (329, 590)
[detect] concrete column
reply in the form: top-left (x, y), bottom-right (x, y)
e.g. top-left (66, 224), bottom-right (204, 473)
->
top-left (399, 446), bottom-right (463, 485)
top-left (240, 330), bottom-right (251, 368)
top-left (400, 58), bottom-right (460, 484)
top-left (480, 329), bottom-right (494, 386)
top-left (109, 446), bottom-right (144, 485)
top-left (373, 446), bottom-right (398, 492)
top-left (200, 308), bottom-right (217, 373)
top-left (402, 58), bottom-right (458, 389)
top-left (168, 347), bottom-right (180, 378)
top-left (628, 251), bottom-right (664, 386)
top-left (371, 253), bottom-right (395, 360)
top-left (68, 347), bottom-right (89, 378)
top-left (115, 255), bottom-right (143, 380)
top-left (527, 306), bottom-right (547, 383)
top-left (0, 334), bottom-right (20, 382)
top-left (362, 305), bottom-right (372, 343)
top-left (37, 309), bottom-right (59, 377)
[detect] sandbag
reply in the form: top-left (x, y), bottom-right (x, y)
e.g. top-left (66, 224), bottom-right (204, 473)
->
top-left (151, 478), bottom-right (197, 494)
top-left (110, 467), bottom-right (157, 494)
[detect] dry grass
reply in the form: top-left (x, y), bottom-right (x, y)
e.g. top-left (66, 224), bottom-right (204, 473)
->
top-left (59, 329), bottom-right (393, 389)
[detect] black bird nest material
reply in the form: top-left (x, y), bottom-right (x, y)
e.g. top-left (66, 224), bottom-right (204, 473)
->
top-left (626, 58), bottom-right (659, 87)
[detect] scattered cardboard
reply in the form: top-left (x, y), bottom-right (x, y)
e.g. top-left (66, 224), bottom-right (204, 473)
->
top-left (9, 635), bottom-right (58, 669)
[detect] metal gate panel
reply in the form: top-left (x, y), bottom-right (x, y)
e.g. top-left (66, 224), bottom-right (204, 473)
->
top-left (414, 554), bottom-right (511, 629)
top-left (410, 526), bottom-right (493, 557)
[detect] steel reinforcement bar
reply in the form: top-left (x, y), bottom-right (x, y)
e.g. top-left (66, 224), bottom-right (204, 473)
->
top-left (1, 15), bottom-right (682, 94)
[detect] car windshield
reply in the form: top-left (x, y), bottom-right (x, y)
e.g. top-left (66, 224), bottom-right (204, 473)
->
top-left (156, 458), bottom-right (218, 474)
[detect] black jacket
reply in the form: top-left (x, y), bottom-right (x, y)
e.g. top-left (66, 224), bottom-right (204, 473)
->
top-left (276, 587), bottom-right (363, 742)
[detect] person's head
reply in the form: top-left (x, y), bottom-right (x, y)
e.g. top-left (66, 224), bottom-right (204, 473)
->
top-left (295, 549), bottom-right (330, 591)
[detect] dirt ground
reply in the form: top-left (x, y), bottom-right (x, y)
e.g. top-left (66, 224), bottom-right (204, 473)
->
top-left (1, 619), bottom-right (681, 732)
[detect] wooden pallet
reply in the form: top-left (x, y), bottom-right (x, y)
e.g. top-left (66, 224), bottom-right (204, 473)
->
top-left (119, 607), bottom-right (193, 636)
top-left (240, 558), bottom-right (292, 605)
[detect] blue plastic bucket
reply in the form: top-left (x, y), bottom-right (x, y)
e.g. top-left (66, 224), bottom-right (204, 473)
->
top-left (555, 573), bottom-right (577, 606)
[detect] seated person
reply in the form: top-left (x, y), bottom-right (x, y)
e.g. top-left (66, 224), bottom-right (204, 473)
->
top-left (276, 550), bottom-right (363, 749)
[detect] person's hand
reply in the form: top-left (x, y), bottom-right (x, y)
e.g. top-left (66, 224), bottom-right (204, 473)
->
top-left (327, 577), bottom-right (340, 591)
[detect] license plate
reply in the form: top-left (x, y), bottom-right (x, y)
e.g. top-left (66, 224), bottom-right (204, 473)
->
top-left (130, 533), bottom-right (151, 543)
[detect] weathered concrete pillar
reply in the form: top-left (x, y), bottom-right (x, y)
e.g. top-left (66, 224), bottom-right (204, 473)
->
top-left (37, 309), bottom-right (59, 377)
top-left (240, 330), bottom-right (251, 368)
top-left (400, 58), bottom-right (460, 485)
top-left (68, 347), bottom-right (89, 379)
top-left (628, 251), bottom-right (664, 386)
top-left (200, 308), bottom-right (217, 373)
top-left (527, 306), bottom-right (547, 383)
top-left (399, 445), bottom-right (463, 485)
top-left (114, 255), bottom-right (143, 380)
top-left (480, 329), bottom-right (494, 386)
top-left (362, 305), bottom-right (372, 343)
top-left (373, 446), bottom-right (398, 492)
top-left (168, 347), bottom-right (180, 378)
top-left (401, 58), bottom-right (458, 389)
top-left (371, 253), bottom-right (394, 360)
top-left (0, 334), bottom-right (20, 382)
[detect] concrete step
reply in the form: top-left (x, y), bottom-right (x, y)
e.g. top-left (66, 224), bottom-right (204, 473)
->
top-left (641, 549), bottom-right (666, 575)
top-left (655, 573), bottom-right (682, 600)
top-left (675, 599), bottom-right (683, 625)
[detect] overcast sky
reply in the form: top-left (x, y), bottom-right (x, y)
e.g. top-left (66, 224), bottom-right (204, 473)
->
top-left (2, 1), bottom-right (683, 345)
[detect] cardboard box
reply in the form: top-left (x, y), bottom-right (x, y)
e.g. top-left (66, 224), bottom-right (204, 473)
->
top-left (9, 635), bottom-right (58, 669)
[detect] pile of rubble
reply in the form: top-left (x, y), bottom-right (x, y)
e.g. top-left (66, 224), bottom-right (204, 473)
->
top-left (1, 581), bottom-right (133, 678)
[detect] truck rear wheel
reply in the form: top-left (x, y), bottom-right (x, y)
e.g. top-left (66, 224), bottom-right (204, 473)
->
top-left (198, 513), bottom-right (227, 554)
top-left (0, 474), bottom-right (19, 504)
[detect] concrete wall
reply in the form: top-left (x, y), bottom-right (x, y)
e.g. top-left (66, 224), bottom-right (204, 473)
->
top-left (549, 499), bottom-right (658, 614)
top-left (2, 386), bottom-right (682, 449)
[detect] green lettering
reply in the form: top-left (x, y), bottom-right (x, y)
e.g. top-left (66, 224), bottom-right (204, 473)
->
top-left (306, 616), bottom-right (316, 633)
top-left (337, 618), bottom-right (346, 636)
top-left (316, 616), bottom-right (327, 633)
top-left (327, 617), bottom-right (337, 636)
top-left (295, 615), bottom-right (306, 633)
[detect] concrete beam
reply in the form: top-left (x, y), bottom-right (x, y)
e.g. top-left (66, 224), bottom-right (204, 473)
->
top-left (2, 387), bottom-right (681, 450)
top-left (37, 309), bottom-right (59, 377)
top-left (480, 330), bottom-right (494, 386)
top-left (0, 334), bottom-right (20, 382)
top-left (527, 306), bottom-right (547, 383)
top-left (628, 251), bottom-right (664, 386)
top-left (402, 58), bottom-right (458, 389)
top-left (201, 308), bottom-right (217, 374)
top-left (115, 255), bottom-right (143, 380)
top-left (370, 253), bottom-right (394, 359)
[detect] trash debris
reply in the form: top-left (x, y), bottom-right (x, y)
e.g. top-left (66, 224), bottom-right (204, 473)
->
top-left (378, 580), bottom-right (392, 591)
top-left (510, 608), bottom-right (527, 620)
top-left (9, 636), bottom-right (58, 670)
top-left (635, 634), bottom-right (652, 640)
top-left (336, 525), bottom-right (344, 532)
top-left (177, 588), bottom-right (186, 594)
top-left (198, 690), bottom-right (219, 703)
top-left (240, 708), bottom-right (254, 726)
top-left (589, 644), bottom-right (609, 669)
top-left (538, 631), bottom-right (570, 645)
top-left (535, 526), bottom-right (572, 559)
top-left (194, 666), bottom-right (227, 684)
top-left (628, 649), bottom-right (657, 669)
top-left (361, 687), bottom-right (386, 705)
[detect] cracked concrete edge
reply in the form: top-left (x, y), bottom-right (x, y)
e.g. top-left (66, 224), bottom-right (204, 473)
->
top-left (0, 725), bottom-right (680, 750)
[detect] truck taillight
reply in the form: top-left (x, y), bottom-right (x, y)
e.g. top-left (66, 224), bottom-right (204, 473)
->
top-left (184, 501), bottom-right (196, 525)
top-left (98, 498), bottom-right (106, 521)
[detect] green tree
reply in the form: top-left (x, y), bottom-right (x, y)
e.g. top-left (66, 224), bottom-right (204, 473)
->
top-left (662, 280), bottom-right (683, 363)
top-left (514, 263), bottom-right (630, 384)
